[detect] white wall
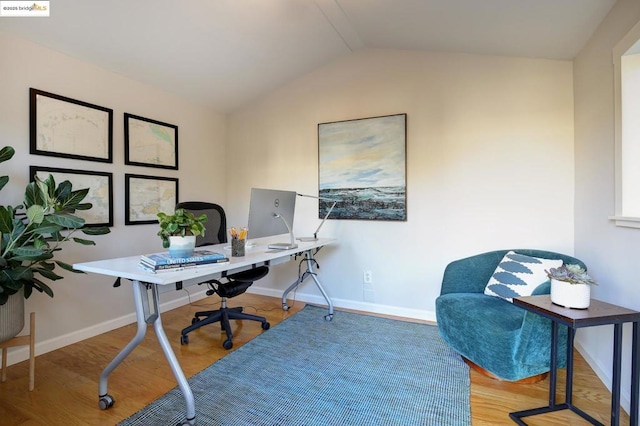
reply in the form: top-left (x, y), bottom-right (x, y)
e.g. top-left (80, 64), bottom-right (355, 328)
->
top-left (574, 0), bottom-right (640, 416)
top-left (0, 31), bottom-right (227, 361)
top-left (227, 48), bottom-right (576, 319)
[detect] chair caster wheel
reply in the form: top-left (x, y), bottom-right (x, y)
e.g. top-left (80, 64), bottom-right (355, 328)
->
top-left (262, 322), bottom-right (270, 330)
top-left (324, 314), bottom-right (333, 321)
top-left (282, 304), bottom-right (290, 311)
top-left (180, 334), bottom-right (189, 345)
top-left (98, 394), bottom-right (115, 410)
top-left (223, 339), bottom-right (233, 350)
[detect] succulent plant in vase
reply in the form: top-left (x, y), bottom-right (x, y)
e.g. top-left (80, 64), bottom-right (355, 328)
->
top-left (546, 264), bottom-right (597, 309)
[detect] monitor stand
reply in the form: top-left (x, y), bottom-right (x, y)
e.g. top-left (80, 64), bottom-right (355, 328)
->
top-left (268, 214), bottom-right (298, 250)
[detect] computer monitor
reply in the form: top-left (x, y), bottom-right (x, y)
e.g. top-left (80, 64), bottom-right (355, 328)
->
top-left (247, 188), bottom-right (297, 249)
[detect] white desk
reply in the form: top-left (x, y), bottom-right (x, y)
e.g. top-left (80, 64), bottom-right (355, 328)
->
top-left (74, 237), bottom-right (335, 426)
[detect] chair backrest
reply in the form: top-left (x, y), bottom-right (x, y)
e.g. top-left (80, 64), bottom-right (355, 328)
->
top-left (440, 249), bottom-right (587, 296)
top-left (176, 202), bottom-right (227, 247)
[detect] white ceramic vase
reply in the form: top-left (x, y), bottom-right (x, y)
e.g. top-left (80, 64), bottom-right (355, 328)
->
top-left (550, 278), bottom-right (591, 309)
top-left (168, 235), bottom-right (196, 258)
top-left (0, 292), bottom-right (25, 343)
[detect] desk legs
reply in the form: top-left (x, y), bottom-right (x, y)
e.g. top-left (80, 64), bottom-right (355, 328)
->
top-left (282, 249), bottom-right (334, 321)
top-left (98, 281), bottom-right (196, 425)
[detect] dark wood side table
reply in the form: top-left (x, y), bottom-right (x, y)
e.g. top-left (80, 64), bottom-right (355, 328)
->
top-left (510, 295), bottom-right (640, 426)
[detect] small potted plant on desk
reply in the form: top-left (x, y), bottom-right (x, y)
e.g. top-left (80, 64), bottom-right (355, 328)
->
top-left (546, 264), bottom-right (597, 309)
top-left (157, 208), bottom-right (207, 258)
top-left (0, 145), bottom-right (111, 342)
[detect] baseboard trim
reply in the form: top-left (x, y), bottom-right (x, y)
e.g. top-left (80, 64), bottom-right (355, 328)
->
top-left (4, 288), bottom-right (209, 367)
top-left (248, 286), bottom-right (437, 323)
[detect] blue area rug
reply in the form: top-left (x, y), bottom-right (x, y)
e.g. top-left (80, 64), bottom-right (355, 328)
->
top-left (119, 305), bottom-right (470, 425)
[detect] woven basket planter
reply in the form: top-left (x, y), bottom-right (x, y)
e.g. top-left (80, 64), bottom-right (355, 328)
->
top-left (0, 292), bottom-right (25, 342)
top-left (550, 278), bottom-right (591, 309)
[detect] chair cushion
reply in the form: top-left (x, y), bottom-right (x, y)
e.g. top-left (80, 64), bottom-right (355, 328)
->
top-left (217, 280), bottom-right (253, 298)
top-left (227, 266), bottom-right (269, 283)
top-left (483, 251), bottom-right (562, 302)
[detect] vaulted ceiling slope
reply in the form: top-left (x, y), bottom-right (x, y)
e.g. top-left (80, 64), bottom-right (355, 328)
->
top-left (0, 0), bottom-right (617, 112)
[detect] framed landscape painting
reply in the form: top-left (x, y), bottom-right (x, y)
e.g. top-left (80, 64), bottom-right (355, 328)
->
top-left (318, 113), bottom-right (407, 221)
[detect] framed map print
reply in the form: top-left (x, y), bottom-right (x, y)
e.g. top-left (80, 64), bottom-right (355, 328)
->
top-left (318, 113), bottom-right (407, 221)
top-left (125, 174), bottom-right (178, 225)
top-left (124, 113), bottom-right (178, 170)
top-left (30, 166), bottom-right (113, 227)
top-left (30, 88), bottom-right (113, 163)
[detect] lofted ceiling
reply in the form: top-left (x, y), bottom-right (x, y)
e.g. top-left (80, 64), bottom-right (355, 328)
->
top-left (0, 0), bottom-right (617, 112)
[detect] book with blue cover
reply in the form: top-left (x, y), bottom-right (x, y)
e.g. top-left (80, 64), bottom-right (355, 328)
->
top-left (140, 250), bottom-right (227, 266)
top-left (139, 256), bottom-right (229, 273)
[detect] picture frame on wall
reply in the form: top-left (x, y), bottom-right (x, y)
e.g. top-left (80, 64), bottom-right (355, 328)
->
top-left (30, 88), bottom-right (113, 163)
top-left (125, 173), bottom-right (178, 225)
top-left (318, 113), bottom-right (407, 221)
top-left (124, 113), bottom-right (179, 170)
top-left (30, 166), bottom-right (114, 227)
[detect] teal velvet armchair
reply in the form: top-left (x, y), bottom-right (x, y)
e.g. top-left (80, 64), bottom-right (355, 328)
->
top-left (435, 249), bottom-right (586, 381)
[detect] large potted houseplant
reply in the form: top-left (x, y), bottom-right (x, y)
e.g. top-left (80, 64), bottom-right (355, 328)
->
top-left (157, 209), bottom-right (207, 258)
top-left (0, 145), bottom-right (110, 341)
top-left (546, 264), bottom-right (597, 309)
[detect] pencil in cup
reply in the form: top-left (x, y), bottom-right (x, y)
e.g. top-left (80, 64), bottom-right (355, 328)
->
top-left (229, 227), bottom-right (247, 240)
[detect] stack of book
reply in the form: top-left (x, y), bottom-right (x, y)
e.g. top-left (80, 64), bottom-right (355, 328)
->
top-left (139, 249), bottom-right (229, 273)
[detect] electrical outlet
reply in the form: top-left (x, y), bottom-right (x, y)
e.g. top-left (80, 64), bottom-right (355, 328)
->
top-left (363, 270), bottom-right (373, 284)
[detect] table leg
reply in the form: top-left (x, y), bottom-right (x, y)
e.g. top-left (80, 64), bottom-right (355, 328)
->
top-left (282, 249), bottom-right (334, 320)
top-left (510, 321), bottom-right (602, 425)
top-left (98, 280), bottom-right (149, 409)
top-left (547, 321), bottom-right (560, 408)
top-left (97, 281), bottom-right (196, 425)
top-left (611, 323), bottom-right (623, 426)
top-left (565, 326), bottom-right (576, 406)
top-left (149, 283), bottom-right (196, 425)
top-left (632, 321), bottom-right (639, 426)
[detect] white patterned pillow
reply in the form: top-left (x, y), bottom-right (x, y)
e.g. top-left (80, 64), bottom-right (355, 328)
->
top-left (484, 251), bottom-right (563, 302)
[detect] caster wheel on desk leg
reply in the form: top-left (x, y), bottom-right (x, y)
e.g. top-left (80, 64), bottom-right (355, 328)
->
top-left (262, 322), bottom-right (270, 330)
top-left (98, 394), bottom-right (115, 410)
top-left (282, 303), bottom-right (290, 311)
top-left (223, 339), bottom-right (233, 350)
top-left (325, 314), bottom-right (333, 321)
top-left (180, 334), bottom-right (189, 345)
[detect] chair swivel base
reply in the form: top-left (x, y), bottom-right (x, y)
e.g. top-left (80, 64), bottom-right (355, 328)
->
top-left (180, 306), bottom-right (270, 349)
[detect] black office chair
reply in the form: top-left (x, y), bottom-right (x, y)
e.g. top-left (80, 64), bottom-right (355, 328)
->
top-left (176, 201), bottom-right (270, 350)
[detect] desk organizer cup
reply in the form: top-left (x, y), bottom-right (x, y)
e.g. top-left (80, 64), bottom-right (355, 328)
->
top-left (230, 227), bottom-right (247, 257)
top-left (231, 238), bottom-right (246, 257)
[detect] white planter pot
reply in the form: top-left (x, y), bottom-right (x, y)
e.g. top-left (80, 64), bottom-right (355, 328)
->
top-left (550, 278), bottom-right (591, 309)
top-left (168, 235), bottom-right (196, 258)
top-left (0, 292), bottom-right (25, 343)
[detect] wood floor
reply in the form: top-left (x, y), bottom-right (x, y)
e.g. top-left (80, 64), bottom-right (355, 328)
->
top-left (0, 293), bottom-right (629, 425)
